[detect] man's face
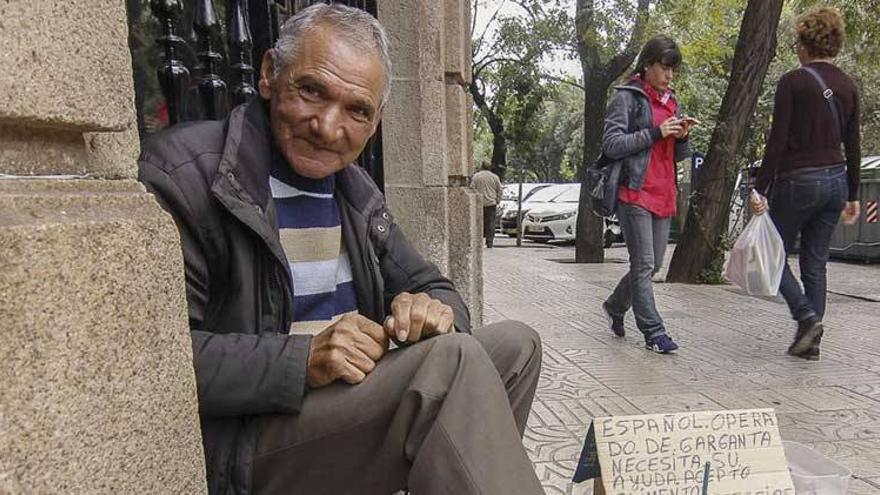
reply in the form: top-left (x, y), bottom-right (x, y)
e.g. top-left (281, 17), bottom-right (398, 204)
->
top-left (259, 28), bottom-right (385, 179)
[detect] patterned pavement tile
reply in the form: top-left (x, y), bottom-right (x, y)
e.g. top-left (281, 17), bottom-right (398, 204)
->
top-left (704, 387), bottom-right (815, 413)
top-left (796, 440), bottom-right (880, 478)
top-left (624, 392), bottom-right (725, 413)
top-left (842, 382), bottom-right (880, 403)
top-left (482, 238), bottom-right (880, 493)
top-left (772, 386), bottom-right (880, 411)
top-left (777, 409), bottom-right (880, 442)
top-left (532, 462), bottom-right (593, 495)
top-left (522, 424), bottom-right (581, 464)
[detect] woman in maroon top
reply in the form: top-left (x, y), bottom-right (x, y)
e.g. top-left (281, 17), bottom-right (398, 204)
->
top-left (752, 7), bottom-right (861, 361)
top-left (601, 36), bottom-right (694, 354)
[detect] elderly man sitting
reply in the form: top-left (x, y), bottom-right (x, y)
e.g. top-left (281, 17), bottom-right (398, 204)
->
top-left (139, 4), bottom-right (543, 494)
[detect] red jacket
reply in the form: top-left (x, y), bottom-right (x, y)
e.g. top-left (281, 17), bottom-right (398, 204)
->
top-left (618, 79), bottom-right (679, 218)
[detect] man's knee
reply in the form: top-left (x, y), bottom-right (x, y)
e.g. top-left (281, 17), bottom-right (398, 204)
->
top-left (498, 320), bottom-right (541, 354)
top-left (427, 333), bottom-right (489, 364)
top-left (474, 320), bottom-right (542, 365)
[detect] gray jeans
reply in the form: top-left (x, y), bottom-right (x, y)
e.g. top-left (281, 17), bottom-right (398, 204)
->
top-left (605, 202), bottom-right (671, 339)
top-left (251, 321), bottom-right (543, 495)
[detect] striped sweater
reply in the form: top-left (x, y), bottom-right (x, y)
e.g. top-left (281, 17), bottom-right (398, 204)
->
top-left (270, 164), bottom-right (358, 335)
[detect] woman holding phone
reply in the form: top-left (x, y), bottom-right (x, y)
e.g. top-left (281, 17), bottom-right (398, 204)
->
top-left (752, 7), bottom-right (861, 361)
top-left (600, 35), bottom-right (694, 354)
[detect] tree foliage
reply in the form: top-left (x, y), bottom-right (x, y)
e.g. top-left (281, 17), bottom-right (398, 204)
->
top-left (573, 0), bottom-right (651, 263)
top-left (470, 0), bottom-right (574, 180)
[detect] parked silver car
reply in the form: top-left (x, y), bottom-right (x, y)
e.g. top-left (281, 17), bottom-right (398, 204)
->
top-left (499, 184), bottom-right (573, 236)
top-left (495, 183), bottom-right (552, 231)
top-left (520, 184), bottom-right (623, 246)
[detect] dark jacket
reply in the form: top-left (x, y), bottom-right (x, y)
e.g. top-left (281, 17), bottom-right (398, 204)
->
top-left (138, 99), bottom-right (471, 494)
top-left (602, 80), bottom-right (690, 190)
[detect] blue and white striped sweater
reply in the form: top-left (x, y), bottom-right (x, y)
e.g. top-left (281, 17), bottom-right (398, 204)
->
top-left (269, 169), bottom-right (358, 335)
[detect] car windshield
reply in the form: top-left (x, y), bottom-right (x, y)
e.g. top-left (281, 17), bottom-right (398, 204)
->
top-left (552, 185), bottom-right (581, 203)
top-left (503, 183), bottom-right (549, 201)
top-left (525, 185), bottom-right (570, 202)
top-left (523, 184), bottom-right (551, 201)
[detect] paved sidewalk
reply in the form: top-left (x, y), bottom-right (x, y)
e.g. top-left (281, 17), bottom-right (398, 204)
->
top-left (482, 237), bottom-right (880, 494)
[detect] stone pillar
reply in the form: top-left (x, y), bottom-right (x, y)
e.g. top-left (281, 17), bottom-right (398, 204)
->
top-left (0, 1), bottom-right (206, 493)
top-left (380, 0), bottom-right (482, 325)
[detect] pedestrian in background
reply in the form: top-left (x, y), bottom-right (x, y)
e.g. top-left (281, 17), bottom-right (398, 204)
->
top-left (472, 161), bottom-right (504, 248)
top-left (601, 35), bottom-right (694, 354)
top-left (753, 6), bottom-right (861, 361)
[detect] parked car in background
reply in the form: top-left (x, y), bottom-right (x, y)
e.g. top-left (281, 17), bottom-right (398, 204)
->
top-left (500, 183), bottom-right (573, 236)
top-left (521, 184), bottom-right (623, 247)
top-left (495, 183), bottom-right (552, 230)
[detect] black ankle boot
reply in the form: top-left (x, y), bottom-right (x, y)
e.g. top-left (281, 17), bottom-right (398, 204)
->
top-left (788, 317), bottom-right (823, 359)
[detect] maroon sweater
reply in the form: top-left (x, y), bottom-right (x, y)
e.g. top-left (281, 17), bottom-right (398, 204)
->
top-left (756, 62), bottom-right (861, 200)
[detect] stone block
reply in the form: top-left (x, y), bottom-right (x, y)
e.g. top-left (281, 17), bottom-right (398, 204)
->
top-left (384, 185), bottom-right (450, 274)
top-left (444, 0), bottom-right (471, 84)
top-left (0, 120), bottom-right (139, 179)
top-left (0, 1), bottom-right (136, 131)
top-left (83, 119), bottom-right (140, 179)
top-left (445, 85), bottom-right (469, 179)
top-left (383, 79), bottom-right (448, 187)
top-left (0, 180), bottom-right (206, 494)
top-left (447, 186), bottom-right (483, 327)
top-left (0, 124), bottom-right (91, 176)
top-left (466, 92), bottom-right (475, 176)
top-left (380, 0), bottom-right (444, 82)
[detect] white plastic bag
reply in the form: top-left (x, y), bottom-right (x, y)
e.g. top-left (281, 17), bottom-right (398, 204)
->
top-left (724, 191), bottom-right (785, 296)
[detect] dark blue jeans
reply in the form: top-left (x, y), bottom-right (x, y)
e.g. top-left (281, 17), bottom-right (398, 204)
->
top-left (769, 166), bottom-right (847, 322)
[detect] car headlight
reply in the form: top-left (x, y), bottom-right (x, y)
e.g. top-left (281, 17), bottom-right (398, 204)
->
top-left (541, 211), bottom-right (577, 222)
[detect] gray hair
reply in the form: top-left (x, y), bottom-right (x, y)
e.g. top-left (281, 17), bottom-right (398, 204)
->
top-left (272, 3), bottom-right (392, 105)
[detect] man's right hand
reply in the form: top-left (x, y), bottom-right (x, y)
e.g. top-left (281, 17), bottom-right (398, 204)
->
top-left (307, 314), bottom-right (389, 388)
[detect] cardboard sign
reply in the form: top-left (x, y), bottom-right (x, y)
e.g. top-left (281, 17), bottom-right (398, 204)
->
top-left (574, 409), bottom-right (795, 495)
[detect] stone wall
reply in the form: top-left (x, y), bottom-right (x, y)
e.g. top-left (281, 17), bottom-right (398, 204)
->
top-left (380, 0), bottom-right (483, 326)
top-left (0, 1), bottom-right (206, 492)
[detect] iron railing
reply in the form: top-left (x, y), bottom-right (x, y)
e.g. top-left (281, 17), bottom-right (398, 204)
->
top-left (128, 0), bottom-right (383, 187)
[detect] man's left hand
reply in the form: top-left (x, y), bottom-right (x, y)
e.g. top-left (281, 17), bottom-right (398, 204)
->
top-left (384, 292), bottom-right (454, 344)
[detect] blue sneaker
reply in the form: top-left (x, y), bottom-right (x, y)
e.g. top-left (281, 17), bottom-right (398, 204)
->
top-left (602, 302), bottom-right (625, 337)
top-left (646, 334), bottom-right (679, 354)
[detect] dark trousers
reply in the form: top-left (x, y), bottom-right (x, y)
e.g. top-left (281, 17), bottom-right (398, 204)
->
top-left (251, 321), bottom-right (543, 495)
top-left (482, 205), bottom-right (497, 246)
top-left (769, 166), bottom-right (847, 322)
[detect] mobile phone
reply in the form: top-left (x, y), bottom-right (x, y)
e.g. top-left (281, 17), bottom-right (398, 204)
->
top-left (680, 116), bottom-right (700, 125)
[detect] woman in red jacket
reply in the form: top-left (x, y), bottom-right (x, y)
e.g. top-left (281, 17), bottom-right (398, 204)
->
top-left (601, 36), bottom-right (694, 354)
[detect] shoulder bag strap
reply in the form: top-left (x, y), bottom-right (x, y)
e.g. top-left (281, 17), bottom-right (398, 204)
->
top-left (801, 65), bottom-right (842, 146)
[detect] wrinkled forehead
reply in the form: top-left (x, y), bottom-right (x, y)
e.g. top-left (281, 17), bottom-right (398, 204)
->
top-left (294, 26), bottom-right (386, 93)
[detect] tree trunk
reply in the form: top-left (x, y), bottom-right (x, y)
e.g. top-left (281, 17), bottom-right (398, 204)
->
top-left (469, 81), bottom-right (508, 179)
top-left (573, 0), bottom-right (649, 263)
top-left (575, 81), bottom-right (611, 262)
top-left (666, 0), bottom-right (784, 283)
top-left (490, 130), bottom-right (508, 180)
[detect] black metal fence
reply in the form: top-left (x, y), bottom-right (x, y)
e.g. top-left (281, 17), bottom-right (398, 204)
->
top-left (126, 0), bottom-right (383, 187)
